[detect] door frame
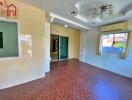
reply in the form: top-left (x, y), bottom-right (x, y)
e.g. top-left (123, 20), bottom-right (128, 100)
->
top-left (50, 34), bottom-right (69, 62)
top-left (50, 34), bottom-right (60, 61)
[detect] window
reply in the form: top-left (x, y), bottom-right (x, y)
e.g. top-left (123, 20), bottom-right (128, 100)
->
top-left (0, 32), bottom-right (3, 48)
top-left (0, 20), bottom-right (19, 58)
top-left (98, 32), bottom-right (130, 59)
top-left (101, 33), bottom-right (128, 54)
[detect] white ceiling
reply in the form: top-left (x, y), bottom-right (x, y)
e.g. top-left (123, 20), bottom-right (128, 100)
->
top-left (18, 0), bottom-right (132, 30)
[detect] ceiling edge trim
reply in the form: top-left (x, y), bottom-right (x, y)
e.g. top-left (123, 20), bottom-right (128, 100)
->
top-left (49, 13), bottom-right (90, 30)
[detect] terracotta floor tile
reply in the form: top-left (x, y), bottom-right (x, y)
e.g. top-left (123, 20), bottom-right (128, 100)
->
top-left (0, 59), bottom-right (132, 100)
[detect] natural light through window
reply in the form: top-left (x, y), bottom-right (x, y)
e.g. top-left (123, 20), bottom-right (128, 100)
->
top-left (101, 33), bottom-right (128, 54)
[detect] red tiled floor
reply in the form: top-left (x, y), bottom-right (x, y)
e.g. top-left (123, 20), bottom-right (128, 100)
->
top-left (0, 59), bottom-right (132, 100)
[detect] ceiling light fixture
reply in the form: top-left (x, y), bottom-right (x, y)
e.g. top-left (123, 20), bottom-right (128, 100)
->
top-left (91, 4), bottom-right (113, 23)
top-left (71, 11), bottom-right (76, 15)
top-left (64, 25), bottom-right (68, 28)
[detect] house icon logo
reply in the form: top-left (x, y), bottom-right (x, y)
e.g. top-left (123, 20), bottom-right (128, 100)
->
top-left (7, 4), bottom-right (17, 17)
top-left (0, 0), bottom-right (17, 18)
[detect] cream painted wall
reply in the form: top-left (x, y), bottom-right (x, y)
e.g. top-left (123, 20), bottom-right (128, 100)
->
top-left (50, 23), bottom-right (80, 59)
top-left (128, 19), bottom-right (132, 31)
top-left (80, 19), bottom-right (132, 78)
top-left (0, 0), bottom-right (49, 89)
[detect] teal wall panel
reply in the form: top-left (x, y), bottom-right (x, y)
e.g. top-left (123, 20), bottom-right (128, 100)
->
top-left (59, 36), bottom-right (68, 59)
top-left (0, 21), bottom-right (19, 57)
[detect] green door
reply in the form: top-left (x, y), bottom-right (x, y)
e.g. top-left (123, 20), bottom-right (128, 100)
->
top-left (59, 36), bottom-right (68, 59)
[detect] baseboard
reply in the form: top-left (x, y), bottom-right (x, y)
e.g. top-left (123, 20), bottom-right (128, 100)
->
top-left (50, 58), bottom-right (79, 62)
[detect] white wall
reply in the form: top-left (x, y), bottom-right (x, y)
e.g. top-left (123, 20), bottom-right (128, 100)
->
top-left (0, 1), bottom-right (50, 89)
top-left (44, 22), bottom-right (50, 73)
top-left (80, 20), bottom-right (132, 78)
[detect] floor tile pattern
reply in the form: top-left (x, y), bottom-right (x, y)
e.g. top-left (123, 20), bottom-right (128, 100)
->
top-left (0, 59), bottom-right (132, 100)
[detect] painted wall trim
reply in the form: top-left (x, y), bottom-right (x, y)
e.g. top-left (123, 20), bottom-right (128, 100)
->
top-left (44, 22), bottom-right (50, 73)
top-left (49, 13), bottom-right (90, 30)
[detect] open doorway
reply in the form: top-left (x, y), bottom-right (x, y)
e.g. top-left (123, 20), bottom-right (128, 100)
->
top-left (50, 35), bottom-right (68, 61)
top-left (50, 34), bottom-right (59, 61)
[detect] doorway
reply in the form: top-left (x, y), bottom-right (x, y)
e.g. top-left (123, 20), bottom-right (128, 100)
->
top-left (50, 34), bottom-right (59, 61)
top-left (50, 35), bottom-right (68, 61)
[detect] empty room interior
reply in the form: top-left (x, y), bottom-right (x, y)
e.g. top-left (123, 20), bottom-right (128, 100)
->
top-left (0, 0), bottom-right (132, 100)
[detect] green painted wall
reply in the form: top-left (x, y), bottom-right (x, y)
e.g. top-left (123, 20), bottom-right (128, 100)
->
top-left (59, 36), bottom-right (68, 59)
top-left (0, 21), bottom-right (19, 57)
